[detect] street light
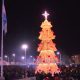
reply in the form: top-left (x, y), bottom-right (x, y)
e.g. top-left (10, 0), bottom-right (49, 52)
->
top-left (4, 55), bottom-right (8, 58)
top-left (30, 56), bottom-right (32, 58)
top-left (21, 56), bottom-right (25, 60)
top-left (12, 53), bottom-right (15, 62)
top-left (21, 56), bottom-right (25, 65)
top-left (30, 56), bottom-right (33, 64)
top-left (12, 53), bottom-right (15, 57)
top-left (4, 55), bottom-right (9, 63)
top-left (21, 44), bottom-right (28, 65)
top-left (56, 51), bottom-right (61, 64)
top-left (57, 52), bottom-right (60, 55)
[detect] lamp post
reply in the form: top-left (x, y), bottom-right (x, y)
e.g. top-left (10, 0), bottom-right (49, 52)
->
top-left (12, 53), bottom-right (15, 63)
top-left (21, 44), bottom-right (28, 65)
top-left (57, 51), bottom-right (61, 64)
top-left (4, 55), bottom-right (9, 63)
top-left (21, 56), bottom-right (25, 65)
top-left (30, 56), bottom-right (33, 64)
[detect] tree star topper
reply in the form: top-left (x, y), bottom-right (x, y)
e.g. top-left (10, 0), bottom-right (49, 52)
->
top-left (42, 11), bottom-right (49, 20)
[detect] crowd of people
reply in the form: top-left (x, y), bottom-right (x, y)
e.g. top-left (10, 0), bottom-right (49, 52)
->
top-left (36, 64), bottom-right (80, 80)
top-left (3, 65), bottom-right (35, 80)
top-left (1, 64), bottom-right (80, 80)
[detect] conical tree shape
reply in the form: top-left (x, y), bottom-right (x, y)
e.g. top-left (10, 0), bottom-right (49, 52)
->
top-left (35, 11), bottom-right (60, 74)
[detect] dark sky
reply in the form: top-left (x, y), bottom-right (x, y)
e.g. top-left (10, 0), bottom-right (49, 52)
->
top-left (0, 0), bottom-right (80, 57)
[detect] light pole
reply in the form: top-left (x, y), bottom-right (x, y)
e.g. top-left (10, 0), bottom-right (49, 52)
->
top-left (21, 56), bottom-right (25, 65)
top-left (4, 55), bottom-right (9, 63)
top-left (21, 44), bottom-right (28, 65)
top-left (12, 53), bottom-right (15, 63)
top-left (56, 51), bottom-right (61, 64)
top-left (30, 56), bottom-right (33, 64)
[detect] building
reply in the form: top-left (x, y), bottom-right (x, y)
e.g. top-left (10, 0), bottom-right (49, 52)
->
top-left (71, 54), bottom-right (80, 64)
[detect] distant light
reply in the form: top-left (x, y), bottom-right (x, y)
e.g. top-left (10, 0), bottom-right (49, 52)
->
top-left (57, 52), bottom-right (60, 55)
top-left (66, 65), bottom-right (68, 67)
top-left (4, 55), bottom-right (8, 58)
top-left (12, 53), bottom-right (15, 57)
top-left (30, 56), bottom-right (32, 58)
top-left (75, 55), bottom-right (77, 57)
top-left (22, 44), bottom-right (28, 50)
top-left (21, 56), bottom-right (25, 60)
top-left (70, 64), bottom-right (72, 66)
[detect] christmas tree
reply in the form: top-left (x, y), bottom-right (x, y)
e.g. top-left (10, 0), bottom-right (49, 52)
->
top-left (35, 11), bottom-right (60, 74)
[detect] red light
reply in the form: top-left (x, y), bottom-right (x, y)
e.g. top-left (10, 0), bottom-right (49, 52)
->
top-left (43, 60), bottom-right (45, 63)
top-left (48, 55), bottom-right (50, 57)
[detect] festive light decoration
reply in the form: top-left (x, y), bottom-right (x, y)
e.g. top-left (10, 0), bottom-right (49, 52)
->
top-left (35, 11), bottom-right (60, 74)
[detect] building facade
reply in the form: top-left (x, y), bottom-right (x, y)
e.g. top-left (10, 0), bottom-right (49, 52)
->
top-left (71, 54), bottom-right (80, 64)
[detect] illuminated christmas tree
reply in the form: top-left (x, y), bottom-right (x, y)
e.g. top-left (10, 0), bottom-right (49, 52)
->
top-left (35, 11), bottom-right (60, 74)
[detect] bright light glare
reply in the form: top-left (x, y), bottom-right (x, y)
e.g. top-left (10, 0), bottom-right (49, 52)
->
top-left (42, 11), bottom-right (49, 20)
top-left (22, 44), bottom-right (28, 49)
top-left (57, 52), bottom-right (60, 55)
top-left (4, 55), bottom-right (8, 58)
top-left (21, 56), bottom-right (25, 60)
top-left (12, 53), bottom-right (15, 57)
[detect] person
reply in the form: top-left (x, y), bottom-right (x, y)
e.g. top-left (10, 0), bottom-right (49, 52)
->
top-left (54, 76), bottom-right (60, 80)
top-left (43, 77), bottom-right (50, 80)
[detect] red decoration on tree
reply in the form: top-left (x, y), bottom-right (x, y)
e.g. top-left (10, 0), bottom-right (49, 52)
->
top-left (48, 55), bottom-right (50, 57)
top-left (43, 60), bottom-right (45, 63)
top-left (55, 55), bottom-right (58, 58)
top-left (49, 69), bottom-right (51, 71)
top-left (39, 69), bottom-right (41, 71)
top-left (57, 68), bottom-right (60, 71)
top-left (39, 56), bottom-right (41, 58)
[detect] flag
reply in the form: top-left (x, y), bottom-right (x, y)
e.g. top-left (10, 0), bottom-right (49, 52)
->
top-left (2, 0), bottom-right (7, 34)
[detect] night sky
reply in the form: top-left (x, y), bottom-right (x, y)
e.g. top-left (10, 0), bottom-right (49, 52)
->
top-left (0, 0), bottom-right (80, 58)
